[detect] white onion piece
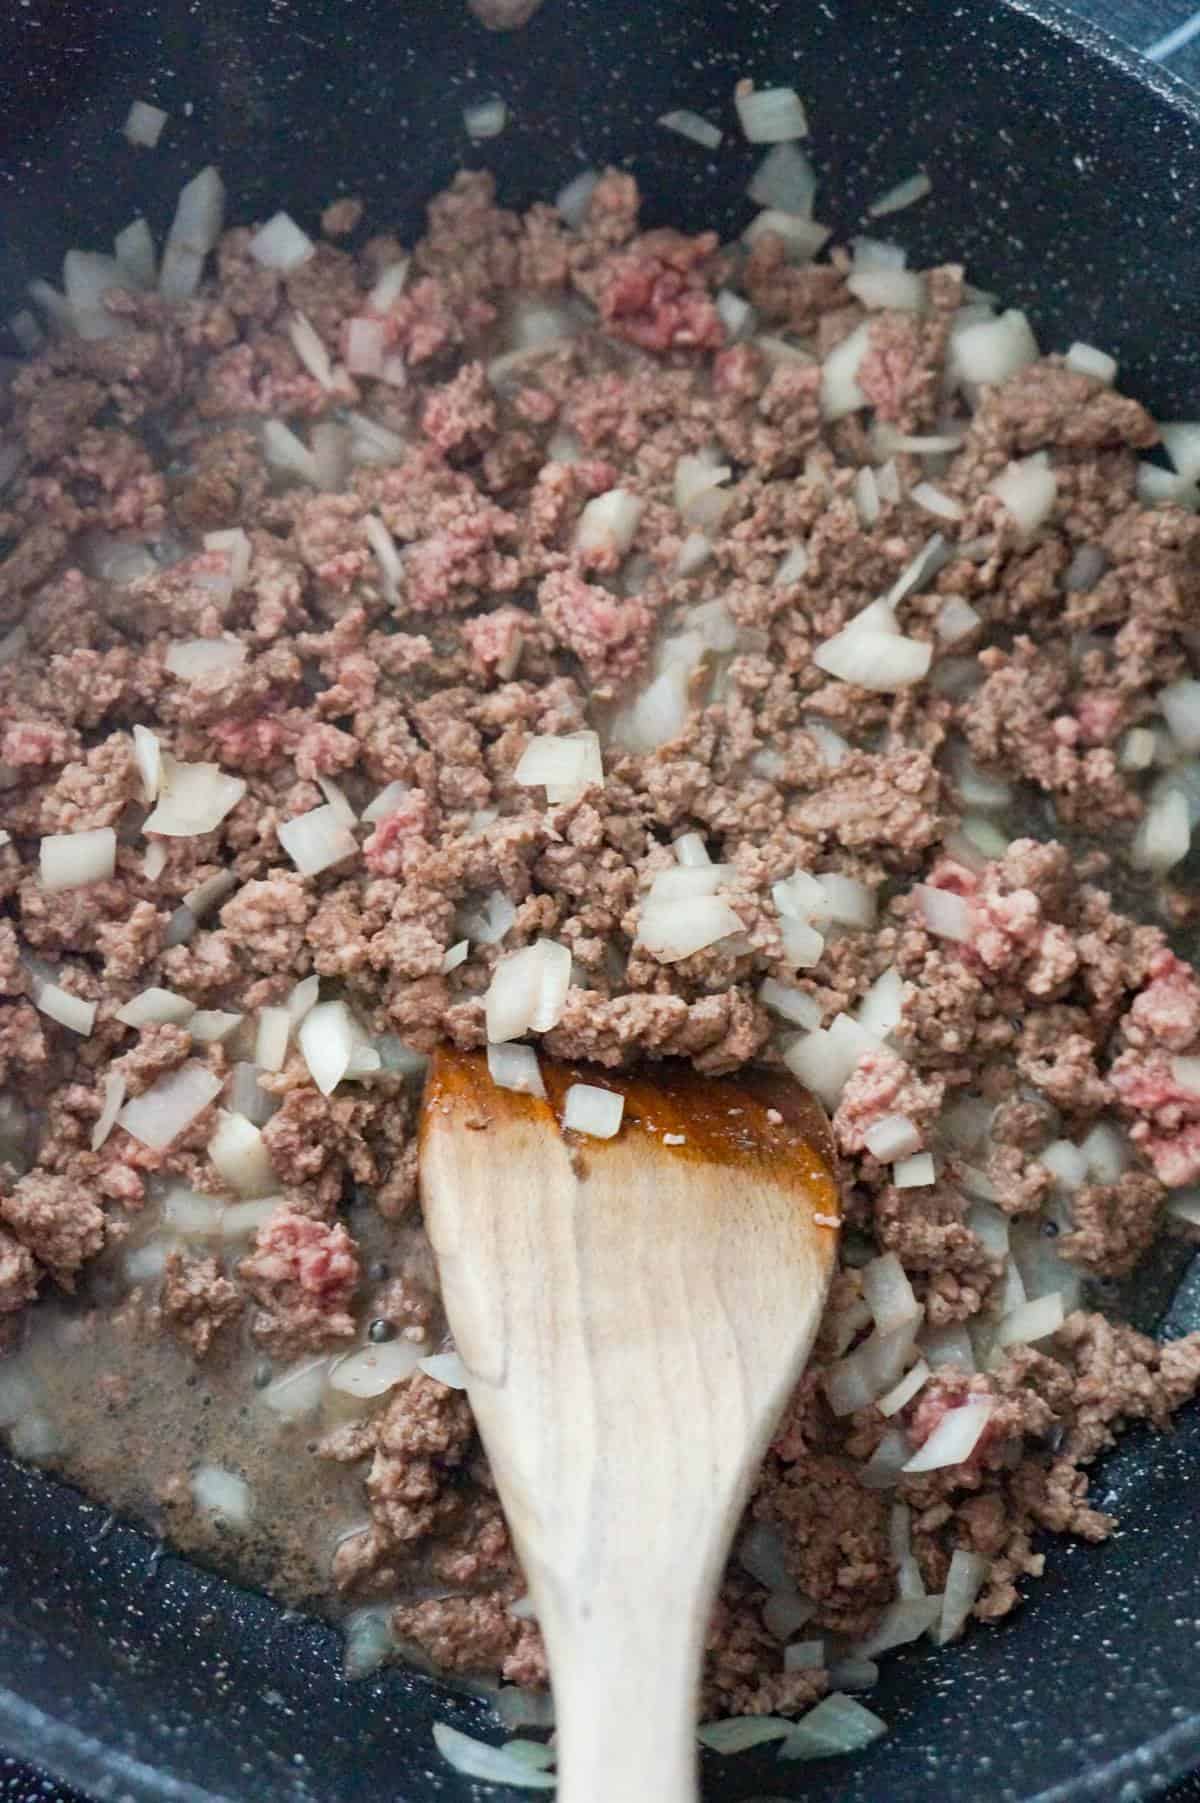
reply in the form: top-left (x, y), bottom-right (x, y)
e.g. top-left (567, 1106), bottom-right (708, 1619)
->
top-left (855, 467), bottom-right (880, 526)
top-left (160, 166), bottom-right (225, 300)
top-left (563, 1083), bottom-right (624, 1140)
top-left (779, 1694), bottom-right (887, 1761)
top-left (144, 757), bottom-right (246, 837)
top-left (827, 1658), bottom-right (880, 1693)
top-left (637, 896), bottom-right (742, 963)
top-left (254, 1007), bottom-right (290, 1071)
top-left (164, 636), bottom-right (246, 681)
top-left (994, 1291), bottom-right (1065, 1350)
top-left (329, 1338), bottom-right (424, 1399)
top-left (39, 827), bottom-right (116, 893)
top-left (738, 1521), bottom-right (792, 1591)
top-left (714, 289), bottom-right (755, 341)
top-left (485, 939), bottom-right (571, 1042)
top-left (32, 979), bottom-right (96, 1037)
top-left (859, 1427), bottom-right (916, 1491)
top-left (514, 731), bottom-right (602, 803)
top-left (249, 211), bottom-right (315, 272)
top-left (743, 209), bottom-right (829, 262)
top-left (441, 940), bottom-right (469, 974)
top-left (116, 987), bottom-right (195, 1028)
top-left (805, 718), bottom-right (850, 766)
top-left (123, 100), bottom-right (167, 147)
top-left (936, 596), bottom-right (981, 642)
top-left (574, 488), bottom-right (644, 560)
top-left (877, 1358), bottom-right (930, 1417)
top-left (610, 662), bottom-right (692, 753)
top-left (657, 108), bottom-right (723, 149)
top-left (673, 832), bottom-right (710, 867)
top-left (747, 143), bottom-right (818, 216)
top-left (758, 978), bottom-right (820, 1029)
top-left (1040, 1139), bottom-right (1089, 1191)
top-left (347, 412), bottom-right (406, 464)
top-left (814, 624), bottom-right (931, 690)
top-left (864, 1113), bottom-right (922, 1163)
top-left (288, 311), bottom-right (333, 388)
top-left (773, 870), bottom-right (823, 920)
top-left (856, 966), bottom-right (903, 1040)
top-left (419, 1351), bottom-right (469, 1390)
top-left (278, 804), bottom-right (357, 877)
top-left (1081, 1121), bottom-right (1129, 1183)
top-left (989, 456), bottom-right (1057, 536)
top-left (554, 168), bottom-right (600, 228)
top-left (284, 975), bottom-right (320, 1026)
top-left (263, 418), bottom-right (319, 484)
top-left (191, 1465), bottom-right (252, 1526)
top-left (951, 307), bottom-right (1038, 386)
top-left (814, 873), bottom-right (877, 929)
top-left (487, 1042), bottom-right (545, 1098)
top-left (1132, 786), bottom-right (1190, 873)
top-left (649, 865), bottom-right (730, 904)
top-left (902, 1398), bottom-right (991, 1472)
top-left (861, 1252), bottom-right (921, 1335)
top-left (919, 1321), bottom-right (976, 1371)
top-left (736, 85), bottom-right (808, 142)
top-left (775, 544), bottom-right (810, 587)
top-left (856, 1595), bottom-right (942, 1658)
top-left (780, 916), bottom-right (824, 969)
top-left (914, 883), bottom-right (972, 943)
top-left (676, 530), bottom-right (714, 576)
top-left (820, 320), bottom-right (872, 420)
top-left (826, 1318), bottom-right (920, 1417)
top-left (189, 1011), bottom-right (242, 1044)
top-left (364, 514), bottom-right (403, 599)
top-left (366, 259), bottom-right (410, 314)
top-left (91, 1072), bottom-right (127, 1152)
top-left (185, 871), bottom-right (236, 919)
top-left (8, 310), bottom-right (41, 353)
top-left (763, 1593), bottom-right (816, 1640)
top-left (62, 251), bottom-right (128, 340)
top-left (967, 1203), bottom-right (1010, 1257)
top-left (496, 1687), bottom-right (556, 1733)
top-left (674, 452), bottom-right (732, 526)
top-left (312, 777), bottom-right (355, 829)
top-left (117, 1060), bottom-right (222, 1149)
top-left (230, 1062), bottom-right (273, 1126)
top-left (894, 1153), bottom-right (935, 1188)
top-left (346, 317), bottom-right (386, 378)
top-left (431, 1724), bottom-right (555, 1790)
top-left (114, 218), bottom-right (157, 288)
top-left (361, 780), bottom-right (412, 826)
top-left (208, 1110), bottom-right (275, 1198)
top-left (204, 527), bottom-right (252, 589)
top-left (299, 1000), bottom-right (358, 1095)
top-left (1160, 677), bottom-right (1200, 753)
top-left (161, 1186), bottom-right (223, 1238)
top-left (782, 1639), bottom-right (826, 1672)
top-left (846, 269), bottom-right (925, 311)
top-left (936, 1549), bottom-right (989, 1644)
top-left (852, 236), bottom-right (907, 270)
top-left (464, 96), bottom-right (508, 138)
top-left (261, 1357), bottom-right (330, 1421)
top-left (867, 170), bottom-right (931, 216)
top-left (1167, 1191), bottom-right (1200, 1228)
top-left (1065, 341), bottom-right (1116, 384)
top-left (459, 891), bottom-right (517, 947)
top-left (783, 1017), bottom-right (872, 1112)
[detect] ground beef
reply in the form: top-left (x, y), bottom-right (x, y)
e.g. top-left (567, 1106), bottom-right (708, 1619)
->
top-left (0, 162), bottom-right (1197, 1730)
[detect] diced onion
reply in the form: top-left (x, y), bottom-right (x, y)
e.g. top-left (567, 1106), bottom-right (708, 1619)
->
top-left (114, 218), bottom-right (157, 288)
top-left (459, 890), bottom-right (517, 947)
top-left (658, 109), bottom-right (722, 149)
top-left (885, 533), bottom-right (949, 608)
top-left (191, 1465), bottom-right (252, 1526)
top-left (1064, 341), bottom-right (1116, 384)
top-left (846, 268), bottom-right (925, 312)
top-left (763, 1592), bottom-right (816, 1639)
top-left (649, 864), bottom-right (730, 904)
top-left (901, 1398), bottom-right (991, 1472)
top-left (261, 1357), bottom-right (330, 1421)
top-left (487, 1042), bottom-right (546, 1098)
top-left (936, 1549), bottom-right (989, 1644)
top-left (852, 236), bottom-right (907, 271)
top-left (562, 1083), bottom-right (624, 1139)
top-left (441, 939), bottom-right (469, 974)
top-left (231, 1063), bottom-right (274, 1126)
top-left (856, 966), bottom-right (903, 1039)
top-left (820, 319), bottom-right (872, 420)
top-left (32, 979), bottom-right (96, 1037)
top-left (278, 804), bottom-right (357, 877)
top-left (826, 1319), bottom-right (920, 1416)
top-left (1080, 1120), bottom-right (1129, 1183)
top-left (736, 85), bottom-right (809, 143)
top-left (866, 171), bottom-right (932, 217)
top-left (715, 289), bottom-right (755, 341)
top-left (574, 488), bottom-right (644, 560)
top-left (263, 418), bottom-right (319, 484)
top-left (189, 1010), bottom-right (242, 1044)
top-left (743, 209), bottom-right (829, 262)
top-left (1160, 677), bottom-right (1200, 754)
top-left (861, 1252), bottom-right (921, 1335)
top-left (855, 1596), bottom-right (942, 1658)
top-left (316, 776), bottom-right (356, 827)
top-left (738, 1521), bottom-right (793, 1590)
top-left (780, 915), bottom-right (824, 968)
top-left (286, 975), bottom-right (320, 1026)
top-left (160, 166), bottom-right (225, 301)
top-left (117, 1060), bottom-right (222, 1149)
top-left (116, 987), bottom-right (195, 1028)
top-left (674, 452), bottom-right (732, 527)
top-left (747, 143), bottom-right (818, 216)
top-left (827, 1658), bottom-right (880, 1692)
top-left (673, 832), bottom-right (711, 867)
top-left (1040, 1139), bottom-right (1089, 1190)
top-left (249, 211), bottom-right (315, 272)
top-left (39, 827), bottom-right (116, 893)
top-left (164, 636), bottom-right (247, 681)
top-left (784, 1016), bottom-right (875, 1111)
top-left (433, 1725), bottom-right (556, 1790)
top-left (361, 780), bottom-right (412, 826)
top-left (419, 1351), bottom-right (468, 1390)
top-left (347, 411), bottom-right (406, 464)
top-left (676, 530), bottom-right (714, 576)
top-left (894, 1152), bottom-right (935, 1188)
top-left (921, 1323), bottom-right (977, 1371)
top-left (204, 527), bottom-right (252, 589)
top-left (329, 1338), bottom-right (424, 1399)
top-left (951, 308), bottom-right (1039, 386)
top-left (864, 1113), bottom-right (922, 1163)
top-left (994, 1291), bottom-right (1065, 1350)
top-left (485, 939), bottom-right (572, 1043)
top-left (555, 168), bottom-right (600, 228)
top-left (346, 317), bottom-right (387, 378)
top-left (775, 544), bottom-right (810, 587)
top-left (514, 731), bottom-right (603, 804)
top-left (759, 978), bottom-right (821, 1029)
top-left (989, 456), bottom-right (1057, 536)
top-left (935, 596), bottom-right (981, 643)
top-left (144, 757), bottom-right (246, 837)
top-left (123, 100), bottom-right (168, 148)
top-left (779, 1693), bottom-right (887, 1760)
top-left (637, 895), bottom-right (742, 963)
top-left (91, 1072), bottom-right (127, 1152)
top-left (288, 311), bottom-right (333, 388)
top-left (208, 1110), bottom-right (275, 1198)
top-left (914, 883), bottom-right (972, 942)
top-left (1132, 786), bottom-right (1190, 873)
top-left (814, 622), bottom-right (931, 690)
top-left (364, 514), bottom-right (403, 597)
top-left (367, 260), bottom-right (410, 314)
top-left (805, 718), bottom-right (850, 766)
top-left (782, 1639), bottom-right (825, 1671)
top-left (877, 1358), bottom-right (930, 1417)
top-left (299, 1000), bottom-right (358, 1095)
top-left (464, 98), bottom-right (508, 139)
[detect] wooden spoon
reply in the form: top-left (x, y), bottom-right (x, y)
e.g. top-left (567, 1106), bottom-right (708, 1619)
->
top-left (419, 1047), bottom-right (841, 1803)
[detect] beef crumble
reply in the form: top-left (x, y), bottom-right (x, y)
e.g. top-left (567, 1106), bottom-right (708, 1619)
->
top-left (1, 166), bottom-right (1199, 1729)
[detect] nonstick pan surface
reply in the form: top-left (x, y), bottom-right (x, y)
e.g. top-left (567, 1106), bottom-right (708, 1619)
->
top-left (1, 2), bottom-right (1200, 1798)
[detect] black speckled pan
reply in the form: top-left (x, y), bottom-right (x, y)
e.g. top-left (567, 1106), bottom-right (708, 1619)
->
top-left (1, 1), bottom-right (1200, 1798)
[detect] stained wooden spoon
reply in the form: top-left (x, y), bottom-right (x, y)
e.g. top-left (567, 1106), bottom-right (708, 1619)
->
top-left (419, 1047), bottom-right (841, 1803)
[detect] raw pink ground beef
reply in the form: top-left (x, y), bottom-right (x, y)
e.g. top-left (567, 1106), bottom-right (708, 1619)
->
top-left (0, 165), bottom-right (1199, 1722)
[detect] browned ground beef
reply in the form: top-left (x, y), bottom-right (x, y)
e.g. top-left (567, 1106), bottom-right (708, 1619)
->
top-left (2, 166), bottom-right (1200, 1719)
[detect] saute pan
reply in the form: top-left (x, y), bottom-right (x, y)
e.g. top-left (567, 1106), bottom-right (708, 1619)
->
top-left (1, 1), bottom-right (1200, 1797)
